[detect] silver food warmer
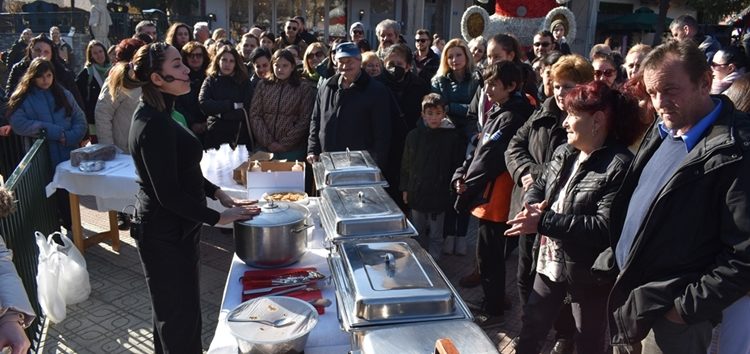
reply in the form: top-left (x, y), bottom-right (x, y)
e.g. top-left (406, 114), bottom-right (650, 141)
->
top-left (328, 237), bottom-right (472, 331)
top-left (318, 185), bottom-right (417, 243)
top-left (349, 320), bottom-right (498, 354)
top-left (312, 149), bottom-right (387, 190)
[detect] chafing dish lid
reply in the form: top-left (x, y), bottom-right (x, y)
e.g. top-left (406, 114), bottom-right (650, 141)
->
top-left (320, 186), bottom-right (407, 236)
top-left (314, 150), bottom-right (386, 188)
top-left (353, 320), bottom-right (499, 354)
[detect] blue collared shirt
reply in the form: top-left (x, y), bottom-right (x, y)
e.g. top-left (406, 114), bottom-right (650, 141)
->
top-left (657, 98), bottom-right (722, 151)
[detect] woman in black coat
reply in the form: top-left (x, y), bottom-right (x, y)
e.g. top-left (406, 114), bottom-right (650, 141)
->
top-left (112, 42), bottom-right (259, 353)
top-left (75, 40), bottom-right (111, 142)
top-left (199, 46), bottom-right (253, 150)
top-left (176, 41), bottom-right (209, 141)
top-left (506, 81), bottom-right (642, 354)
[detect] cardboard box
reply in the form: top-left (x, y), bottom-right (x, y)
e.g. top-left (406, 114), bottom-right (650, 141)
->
top-left (244, 161), bottom-right (305, 200)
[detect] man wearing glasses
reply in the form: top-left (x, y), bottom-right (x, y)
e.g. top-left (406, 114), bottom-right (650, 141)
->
top-left (529, 31), bottom-right (554, 62)
top-left (350, 22), bottom-right (365, 43)
top-left (277, 19), bottom-right (308, 53)
top-left (413, 29), bottom-right (439, 82)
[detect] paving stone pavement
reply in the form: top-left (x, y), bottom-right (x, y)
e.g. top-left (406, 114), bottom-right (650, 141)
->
top-left (37, 200), bottom-right (554, 353)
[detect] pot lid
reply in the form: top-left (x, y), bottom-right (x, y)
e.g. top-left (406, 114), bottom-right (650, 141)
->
top-left (238, 201), bottom-right (309, 227)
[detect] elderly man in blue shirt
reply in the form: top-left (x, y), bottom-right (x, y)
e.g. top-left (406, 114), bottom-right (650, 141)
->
top-left (606, 39), bottom-right (750, 354)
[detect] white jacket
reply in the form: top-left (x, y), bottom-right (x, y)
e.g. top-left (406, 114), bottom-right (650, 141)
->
top-left (94, 77), bottom-right (141, 153)
top-left (0, 235), bottom-right (35, 327)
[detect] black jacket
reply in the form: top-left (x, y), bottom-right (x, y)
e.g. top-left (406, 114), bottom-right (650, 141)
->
top-left (307, 72), bottom-right (392, 168)
top-left (607, 96), bottom-right (750, 345)
top-left (453, 93), bottom-right (534, 212)
top-left (414, 50), bottom-right (439, 83)
top-left (505, 96), bottom-right (568, 217)
top-left (525, 142), bottom-right (632, 285)
top-left (75, 66), bottom-right (103, 126)
top-left (128, 94), bottom-right (221, 228)
top-left (400, 119), bottom-right (466, 212)
top-left (6, 39), bottom-right (26, 68)
top-left (198, 75), bottom-right (253, 149)
top-left (176, 69), bottom-right (208, 129)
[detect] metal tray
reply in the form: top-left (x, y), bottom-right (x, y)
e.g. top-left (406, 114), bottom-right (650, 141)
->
top-left (319, 186), bottom-right (417, 241)
top-left (328, 238), bottom-right (471, 330)
top-left (350, 320), bottom-right (498, 354)
top-left (313, 150), bottom-right (388, 190)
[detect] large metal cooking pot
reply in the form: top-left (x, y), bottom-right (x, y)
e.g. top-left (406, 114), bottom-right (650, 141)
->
top-left (233, 201), bottom-right (312, 268)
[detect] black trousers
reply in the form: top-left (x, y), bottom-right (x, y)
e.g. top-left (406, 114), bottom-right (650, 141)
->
top-left (517, 273), bottom-right (611, 354)
top-left (136, 216), bottom-right (203, 354)
top-left (517, 233), bottom-right (576, 340)
top-left (444, 207), bottom-right (470, 237)
top-left (477, 219), bottom-right (509, 315)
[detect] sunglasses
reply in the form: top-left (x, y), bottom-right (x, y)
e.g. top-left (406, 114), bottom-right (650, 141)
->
top-left (533, 42), bottom-right (551, 47)
top-left (353, 30), bottom-right (364, 35)
top-left (594, 69), bottom-right (616, 78)
top-left (710, 62), bottom-right (729, 68)
top-left (286, 26), bottom-right (298, 31)
top-left (188, 52), bottom-right (203, 59)
top-left (415, 38), bottom-right (429, 43)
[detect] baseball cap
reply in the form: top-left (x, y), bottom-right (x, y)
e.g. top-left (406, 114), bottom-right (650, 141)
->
top-left (335, 42), bottom-right (361, 59)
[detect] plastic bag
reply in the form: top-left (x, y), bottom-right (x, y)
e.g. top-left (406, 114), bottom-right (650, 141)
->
top-left (35, 231), bottom-right (91, 323)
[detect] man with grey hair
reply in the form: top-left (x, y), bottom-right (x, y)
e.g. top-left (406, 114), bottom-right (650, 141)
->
top-left (134, 20), bottom-right (157, 40)
top-left (608, 39), bottom-right (750, 354)
top-left (375, 19), bottom-right (400, 57)
top-left (669, 15), bottom-right (720, 62)
top-left (194, 22), bottom-right (210, 43)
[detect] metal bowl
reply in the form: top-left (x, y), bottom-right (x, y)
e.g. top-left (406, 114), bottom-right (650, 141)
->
top-left (226, 296), bottom-right (319, 354)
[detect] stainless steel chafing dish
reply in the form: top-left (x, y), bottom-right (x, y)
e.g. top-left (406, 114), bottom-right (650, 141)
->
top-left (319, 185), bottom-right (417, 242)
top-left (312, 149), bottom-right (387, 190)
top-left (328, 238), bottom-right (471, 330)
top-left (349, 320), bottom-right (499, 354)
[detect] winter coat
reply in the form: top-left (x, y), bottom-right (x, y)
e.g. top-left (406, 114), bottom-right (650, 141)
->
top-left (249, 79), bottom-right (316, 152)
top-left (176, 69), bottom-right (208, 129)
top-left (307, 72), bottom-right (392, 168)
top-left (9, 86), bottom-right (86, 166)
top-left (95, 76), bottom-right (141, 153)
top-left (0, 236), bottom-right (36, 327)
top-left (505, 96), bottom-right (568, 217)
top-left (75, 65), bottom-right (105, 128)
top-left (453, 93), bottom-right (534, 216)
top-left (414, 50), bottom-right (440, 83)
top-left (524, 142), bottom-right (632, 285)
top-left (606, 96), bottom-right (750, 345)
top-left (699, 34), bottom-right (722, 62)
top-left (6, 39), bottom-right (27, 68)
top-left (198, 75), bottom-right (253, 149)
top-left (431, 70), bottom-right (480, 131)
top-left (400, 119), bottom-right (465, 212)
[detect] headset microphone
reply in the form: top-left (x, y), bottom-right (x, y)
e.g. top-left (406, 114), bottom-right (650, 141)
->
top-left (162, 74), bottom-right (190, 83)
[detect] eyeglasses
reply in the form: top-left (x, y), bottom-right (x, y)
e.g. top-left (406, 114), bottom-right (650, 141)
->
top-left (311, 51), bottom-right (326, 59)
top-left (711, 62), bottom-right (729, 68)
top-left (533, 42), bottom-right (551, 47)
top-left (415, 38), bottom-right (429, 43)
top-left (188, 52), bottom-right (203, 59)
top-left (352, 30), bottom-right (364, 35)
top-left (286, 26), bottom-right (298, 31)
top-left (594, 69), bottom-right (616, 78)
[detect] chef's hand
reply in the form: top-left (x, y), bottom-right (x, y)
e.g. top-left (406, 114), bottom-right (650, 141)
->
top-left (0, 320), bottom-right (30, 354)
top-left (505, 201), bottom-right (548, 236)
top-left (215, 189), bottom-right (258, 208)
top-left (217, 205), bottom-right (261, 225)
top-left (306, 154), bottom-right (319, 165)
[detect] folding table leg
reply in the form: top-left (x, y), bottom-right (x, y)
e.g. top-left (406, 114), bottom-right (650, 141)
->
top-left (68, 192), bottom-right (85, 253)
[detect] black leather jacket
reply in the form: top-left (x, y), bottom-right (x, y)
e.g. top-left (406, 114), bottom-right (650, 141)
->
top-left (607, 96), bottom-right (750, 346)
top-left (524, 141), bottom-right (632, 285)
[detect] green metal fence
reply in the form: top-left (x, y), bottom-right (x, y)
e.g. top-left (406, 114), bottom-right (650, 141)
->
top-left (0, 133), bottom-right (27, 179)
top-left (0, 137), bottom-right (60, 352)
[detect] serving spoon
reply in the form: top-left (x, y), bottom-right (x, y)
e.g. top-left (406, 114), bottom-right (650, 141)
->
top-left (227, 317), bottom-right (296, 327)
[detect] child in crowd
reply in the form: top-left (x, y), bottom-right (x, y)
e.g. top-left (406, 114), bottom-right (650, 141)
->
top-left (400, 93), bottom-right (465, 260)
top-left (452, 61), bottom-right (534, 326)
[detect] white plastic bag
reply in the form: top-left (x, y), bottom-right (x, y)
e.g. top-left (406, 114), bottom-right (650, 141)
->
top-left (35, 231), bottom-right (91, 323)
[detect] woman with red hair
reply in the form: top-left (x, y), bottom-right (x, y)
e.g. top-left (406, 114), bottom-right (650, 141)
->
top-left (506, 81), bottom-right (641, 353)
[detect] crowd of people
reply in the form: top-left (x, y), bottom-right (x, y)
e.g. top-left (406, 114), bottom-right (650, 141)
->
top-left (0, 12), bottom-right (749, 354)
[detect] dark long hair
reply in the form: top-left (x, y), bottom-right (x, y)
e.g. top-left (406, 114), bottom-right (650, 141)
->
top-left (206, 46), bottom-right (248, 84)
top-left (8, 58), bottom-right (72, 117)
top-left (165, 22), bottom-right (193, 50)
top-left (270, 49), bottom-right (300, 86)
top-left (108, 42), bottom-right (172, 112)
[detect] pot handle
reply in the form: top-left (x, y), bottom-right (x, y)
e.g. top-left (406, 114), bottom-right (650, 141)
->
top-left (292, 224), bottom-right (314, 233)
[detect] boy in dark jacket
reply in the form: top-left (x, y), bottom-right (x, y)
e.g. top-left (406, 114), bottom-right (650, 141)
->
top-left (452, 61), bottom-right (534, 327)
top-left (400, 93), bottom-right (465, 260)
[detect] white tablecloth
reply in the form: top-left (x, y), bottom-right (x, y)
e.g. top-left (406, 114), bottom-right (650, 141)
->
top-left (46, 145), bottom-right (251, 216)
top-left (207, 202), bottom-right (351, 354)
